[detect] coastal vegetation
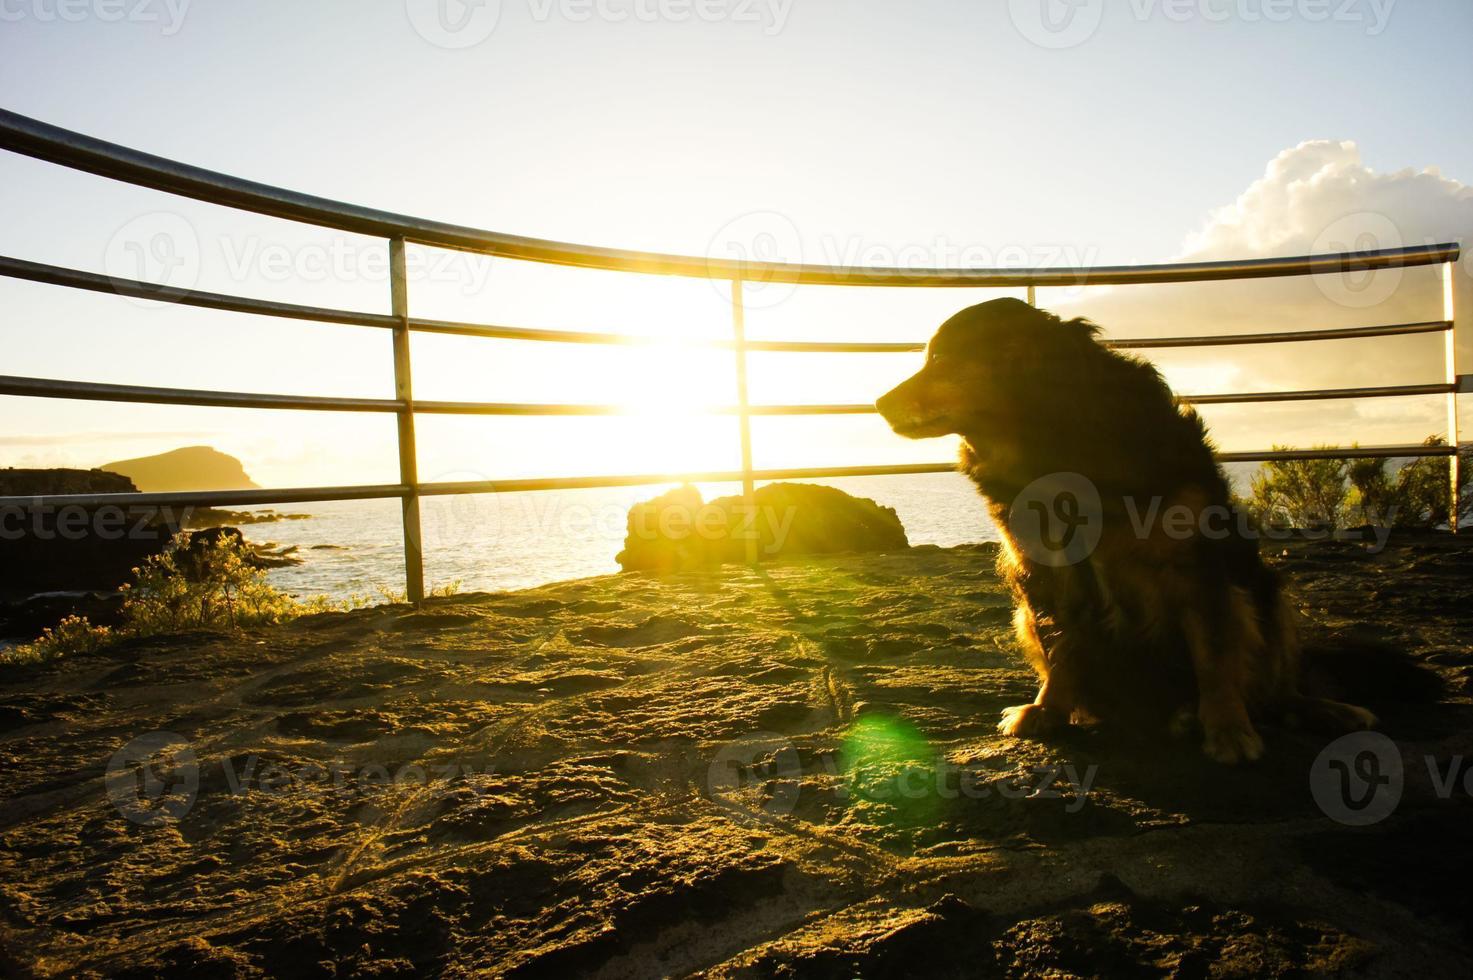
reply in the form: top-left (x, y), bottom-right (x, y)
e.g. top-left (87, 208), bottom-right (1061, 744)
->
top-left (2, 534), bottom-right (457, 665)
top-left (1244, 436), bottom-right (1472, 531)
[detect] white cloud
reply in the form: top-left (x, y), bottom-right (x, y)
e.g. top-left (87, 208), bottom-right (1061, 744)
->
top-left (1053, 140), bottom-right (1471, 452)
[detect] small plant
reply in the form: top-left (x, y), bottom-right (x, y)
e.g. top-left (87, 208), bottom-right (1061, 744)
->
top-left (2, 534), bottom-right (455, 666)
top-left (3, 615), bottom-right (112, 665)
top-left (120, 533), bottom-right (305, 634)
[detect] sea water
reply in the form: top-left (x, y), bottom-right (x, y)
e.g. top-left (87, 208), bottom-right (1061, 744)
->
top-left (240, 472), bottom-right (999, 601)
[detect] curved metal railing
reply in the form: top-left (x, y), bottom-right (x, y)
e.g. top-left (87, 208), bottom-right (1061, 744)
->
top-left (0, 109), bottom-right (1461, 599)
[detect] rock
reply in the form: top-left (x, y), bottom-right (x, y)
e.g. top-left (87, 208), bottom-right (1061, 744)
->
top-left (0, 590), bottom-right (127, 640)
top-left (186, 506), bottom-right (311, 528)
top-left (0, 467), bottom-right (134, 496)
top-left (0, 468), bottom-right (180, 600)
top-left (616, 482), bottom-right (909, 572)
top-left (177, 527), bottom-right (302, 580)
top-left (617, 485), bottom-right (710, 572)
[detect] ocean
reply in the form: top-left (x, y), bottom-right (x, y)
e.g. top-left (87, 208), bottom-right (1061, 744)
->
top-left (240, 472), bottom-right (1000, 600)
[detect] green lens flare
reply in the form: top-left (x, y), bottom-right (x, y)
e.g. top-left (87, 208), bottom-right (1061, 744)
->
top-left (840, 714), bottom-right (941, 826)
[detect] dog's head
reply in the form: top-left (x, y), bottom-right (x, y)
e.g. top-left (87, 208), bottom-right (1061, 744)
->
top-left (876, 298), bottom-right (1101, 441)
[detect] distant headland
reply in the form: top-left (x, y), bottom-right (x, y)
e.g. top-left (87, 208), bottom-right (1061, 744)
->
top-left (99, 446), bottom-right (260, 493)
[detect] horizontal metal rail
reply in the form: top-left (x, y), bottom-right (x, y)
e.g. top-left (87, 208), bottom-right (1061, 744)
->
top-left (0, 484), bottom-right (410, 510)
top-left (417, 463), bottom-right (962, 496)
top-left (0, 255), bottom-right (397, 329)
top-left (1215, 445), bottom-right (1456, 463)
top-left (0, 375), bottom-right (399, 412)
top-left (383, 314), bottom-right (1463, 352)
top-left (413, 315), bottom-right (929, 352)
top-left (2, 256), bottom-right (1452, 355)
top-left (1182, 382), bottom-right (1456, 405)
top-left (1, 445), bottom-right (1455, 513)
top-left (1105, 320), bottom-right (1453, 349)
top-left (0, 110), bottom-right (1459, 286)
top-left (2, 374), bottom-right (1454, 415)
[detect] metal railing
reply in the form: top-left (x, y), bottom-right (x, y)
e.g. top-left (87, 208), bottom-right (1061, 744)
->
top-left (0, 109), bottom-right (1462, 602)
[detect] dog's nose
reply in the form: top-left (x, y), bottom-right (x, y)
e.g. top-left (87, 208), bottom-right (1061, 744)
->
top-left (874, 389), bottom-right (897, 422)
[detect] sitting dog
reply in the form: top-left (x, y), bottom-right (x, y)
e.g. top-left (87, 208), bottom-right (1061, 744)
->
top-left (876, 298), bottom-right (1374, 763)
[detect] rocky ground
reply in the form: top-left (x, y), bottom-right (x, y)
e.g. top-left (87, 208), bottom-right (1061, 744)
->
top-left (1, 534), bottom-right (1472, 978)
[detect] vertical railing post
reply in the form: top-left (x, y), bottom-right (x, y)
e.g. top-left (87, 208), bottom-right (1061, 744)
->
top-left (1026, 284), bottom-right (1037, 307)
top-left (390, 238), bottom-right (426, 600)
top-left (730, 277), bottom-right (758, 564)
top-left (1445, 260), bottom-right (1460, 534)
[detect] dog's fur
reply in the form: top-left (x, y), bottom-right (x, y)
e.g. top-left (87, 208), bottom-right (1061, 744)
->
top-left (876, 299), bottom-right (1374, 763)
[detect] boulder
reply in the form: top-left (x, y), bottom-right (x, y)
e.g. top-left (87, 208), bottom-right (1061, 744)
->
top-left (0, 467), bottom-right (134, 496)
top-left (616, 482), bottom-right (909, 572)
top-left (0, 468), bottom-right (181, 600)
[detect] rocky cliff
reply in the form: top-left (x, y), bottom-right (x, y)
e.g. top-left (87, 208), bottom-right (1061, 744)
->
top-left (100, 446), bottom-right (259, 492)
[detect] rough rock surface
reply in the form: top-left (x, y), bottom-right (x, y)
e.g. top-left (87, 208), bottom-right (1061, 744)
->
top-left (617, 482), bottom-right (908, 571)
top-left (1, 534), bottom-right (1471, 977)
top-left (0, 469), bottom-right (179, 602)
top-left (0, 469), bottom-right (136, 497)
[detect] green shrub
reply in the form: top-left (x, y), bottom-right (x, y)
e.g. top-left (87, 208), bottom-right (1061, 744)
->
top-left (1247, 448), bottom-right (1348, 530)
top-left (2, 615), bottom-right (112, 665)
top-left (120, 533), bottom-right (307, 634)
top-left (2, 534), bottom-right (458, 665)
top-left (1246, 435), bottom-right (1470, 531)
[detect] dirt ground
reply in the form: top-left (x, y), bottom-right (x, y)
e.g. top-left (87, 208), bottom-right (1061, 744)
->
top-left (2, 534), bottom-right (1472, 978)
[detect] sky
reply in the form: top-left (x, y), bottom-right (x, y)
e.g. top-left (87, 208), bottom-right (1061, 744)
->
top-left (1, 0), bottom-right (1470, 489)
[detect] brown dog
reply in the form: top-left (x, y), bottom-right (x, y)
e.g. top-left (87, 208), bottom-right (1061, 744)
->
top-left (877, 298), bottom-right (1374, 763)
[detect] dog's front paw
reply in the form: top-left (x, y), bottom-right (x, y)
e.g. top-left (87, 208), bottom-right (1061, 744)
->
top-left (1201, 721), bottom-right (1264, 764)
top-left (998, 703), bottom-right (1064, 739)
